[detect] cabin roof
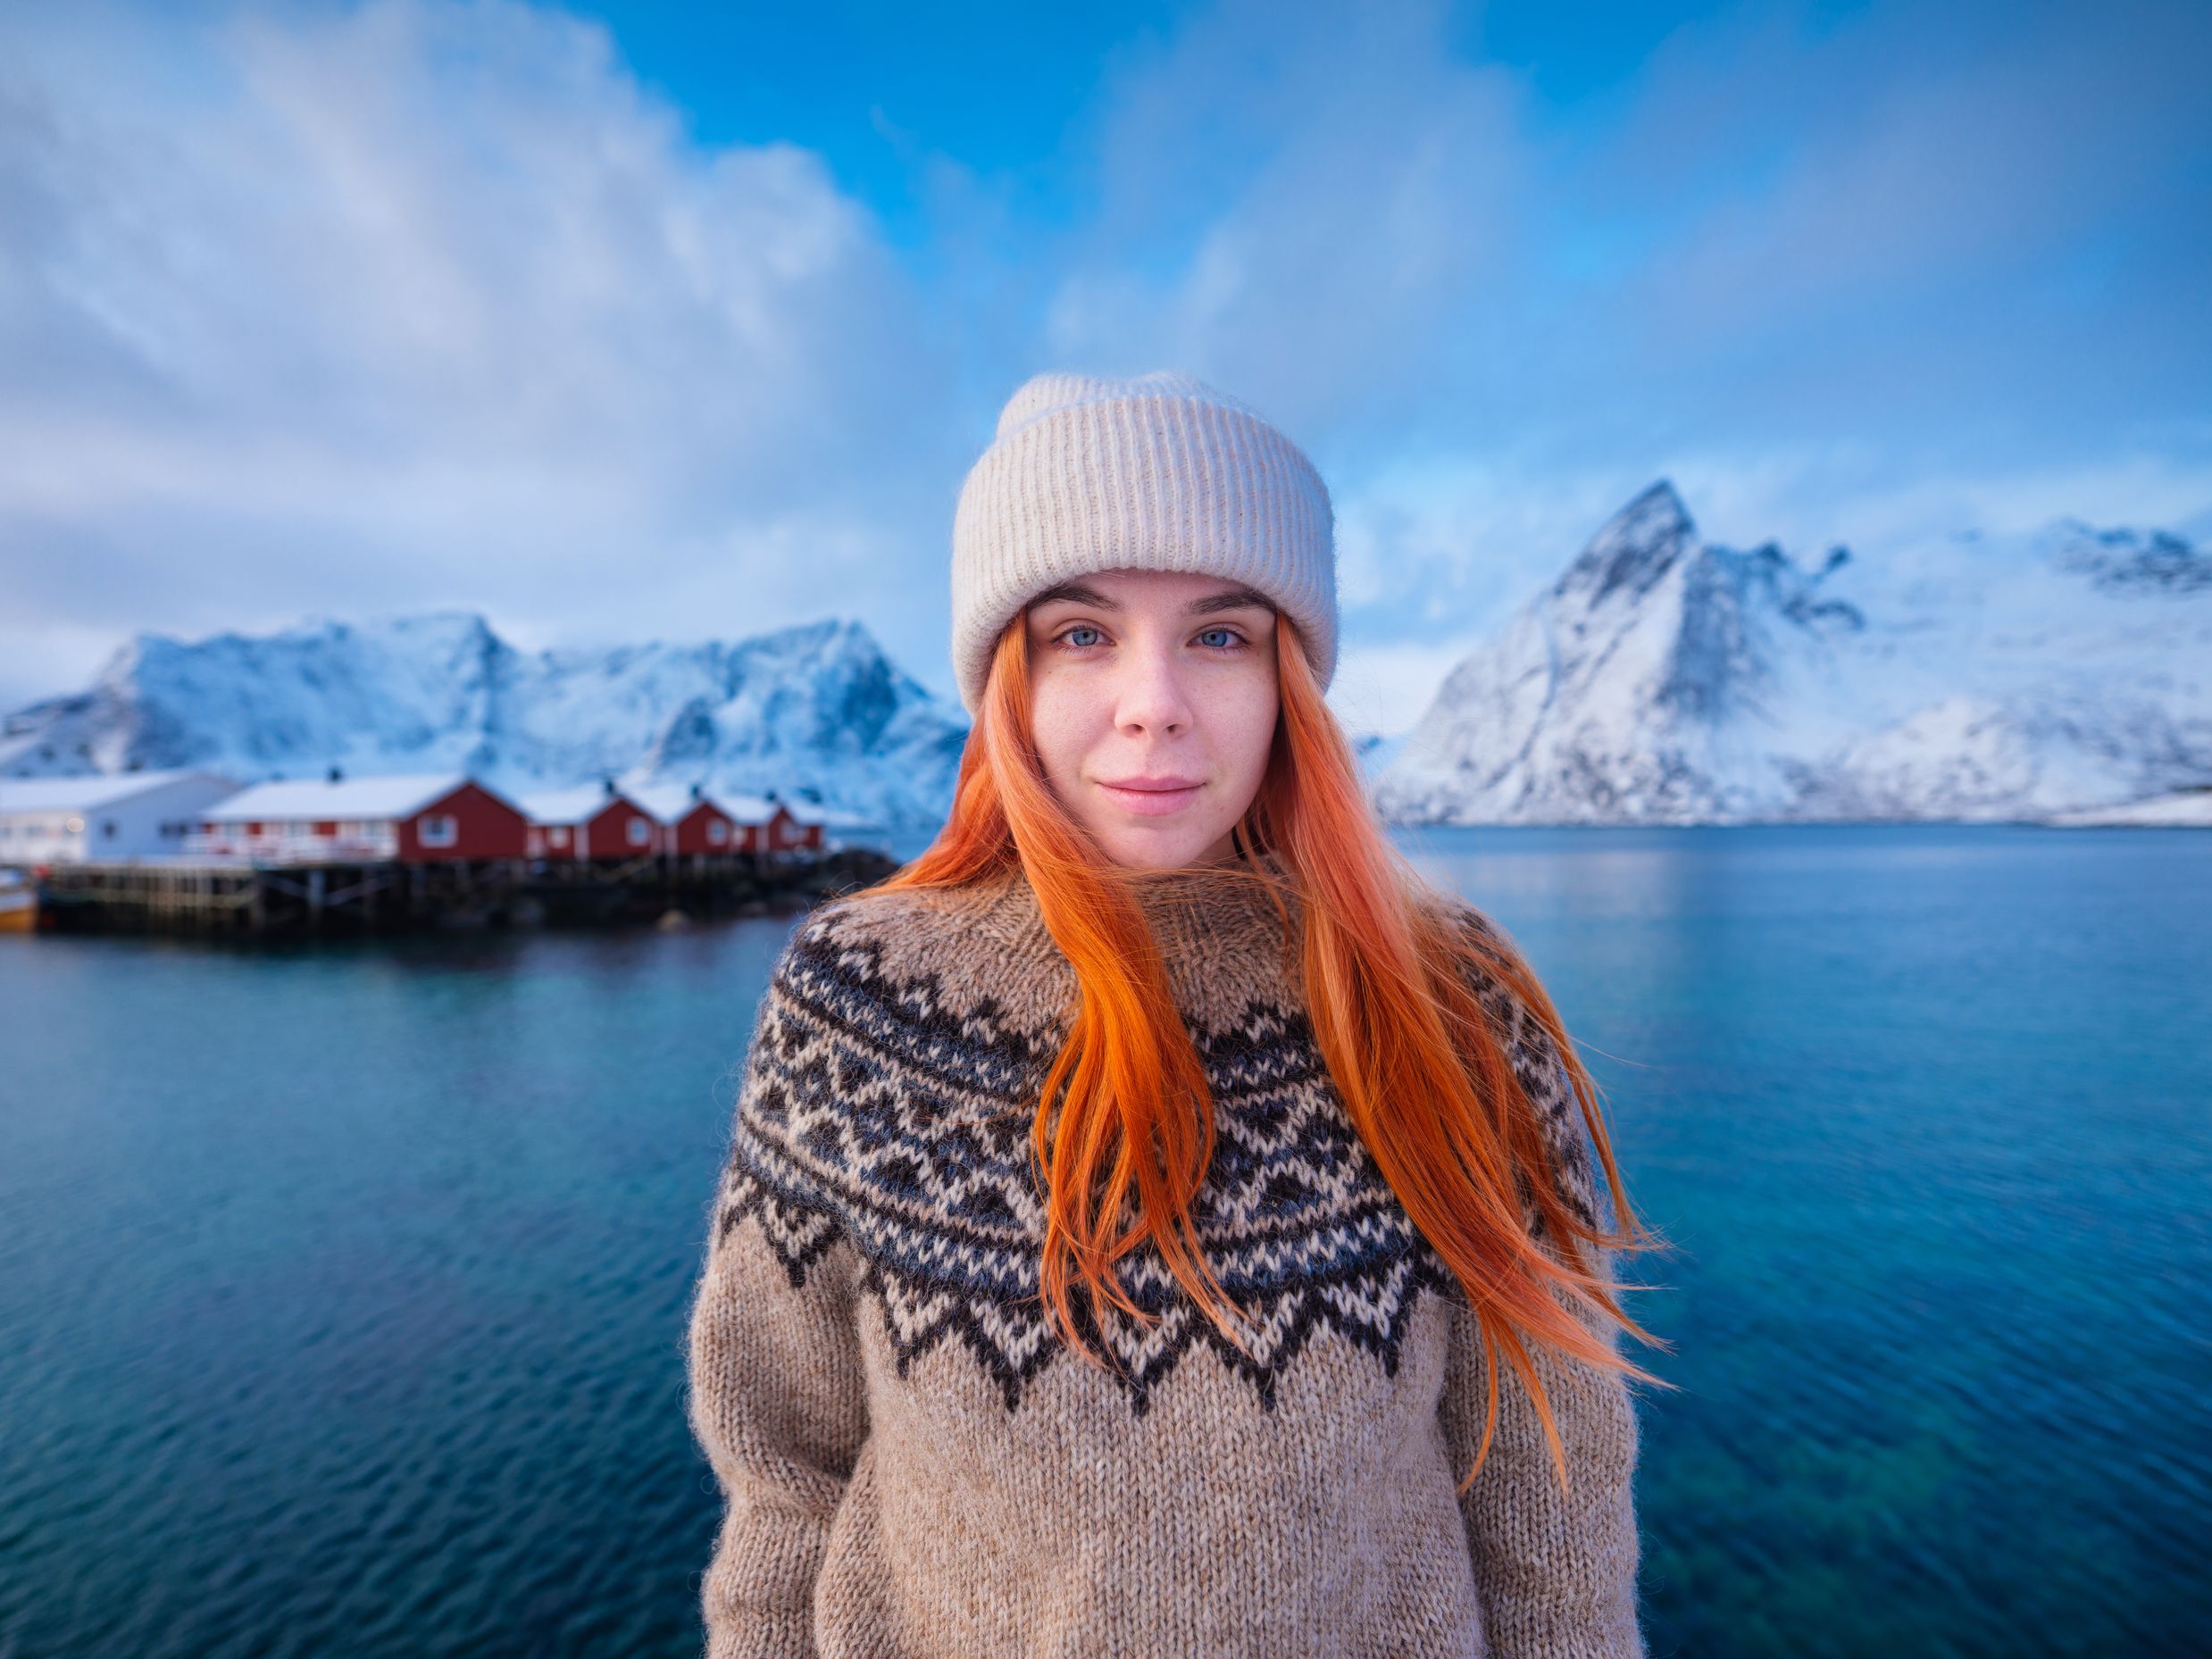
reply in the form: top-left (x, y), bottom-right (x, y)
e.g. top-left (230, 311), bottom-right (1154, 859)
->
top-left (515, 785), bottom-right (630, 826)
top-left (625, 783), bottom-right (713, 825)
top-left (199, 771), bottom-right (480, 822)
top-left (0, 768), bottom-right (239, 813)
top-left (626, 783), bottom-right (785, 825)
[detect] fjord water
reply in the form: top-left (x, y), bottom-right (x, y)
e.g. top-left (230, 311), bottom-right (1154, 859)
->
top-left (0, 825), bottom-right (2205, 1657)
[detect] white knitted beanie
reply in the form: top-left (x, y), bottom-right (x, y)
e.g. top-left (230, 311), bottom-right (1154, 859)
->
top-left (949, 370), bottom-right (1338, 718)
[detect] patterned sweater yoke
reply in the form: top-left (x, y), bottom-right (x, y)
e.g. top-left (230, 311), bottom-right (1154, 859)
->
top-left (684, 862), bottom-right (1648, 1659)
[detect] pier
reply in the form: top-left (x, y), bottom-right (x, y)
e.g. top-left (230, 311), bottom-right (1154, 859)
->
top-left (25, 846), bottom-right (899, 939)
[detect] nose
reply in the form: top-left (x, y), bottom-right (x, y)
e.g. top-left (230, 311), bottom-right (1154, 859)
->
top-left (1113, 633), bottom-right (1196, 735)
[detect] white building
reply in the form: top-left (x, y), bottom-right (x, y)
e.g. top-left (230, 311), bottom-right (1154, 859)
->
top-left (0, 769), bottom-right (246, 864)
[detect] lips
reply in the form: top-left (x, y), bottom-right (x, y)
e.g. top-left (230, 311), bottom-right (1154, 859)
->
top-left (1097, 775), bottom-right (1205, 816)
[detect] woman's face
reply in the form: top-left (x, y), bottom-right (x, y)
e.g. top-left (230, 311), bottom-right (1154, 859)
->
top-left (1023, 567), bottom-right (1281, 871)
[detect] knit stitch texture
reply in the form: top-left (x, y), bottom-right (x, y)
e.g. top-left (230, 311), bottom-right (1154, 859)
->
top-left (685, 859), bottom-right (1648, 1658)
top-left (948, 371), bottom-right (1339, 718)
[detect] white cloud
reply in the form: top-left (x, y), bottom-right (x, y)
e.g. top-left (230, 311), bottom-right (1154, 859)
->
top-left (1043, 0), bottom-right (1533, 444)
top-left (1334, 448), bottom-right (1661, 626)
top-left (1327, 635), bottom-right (1485, 738)
top-left (0, 0), bottom-right (969, 706)
top-left (1036, 0), bottom-right (2210, 654)
top-left (1589, 0), bottom-right (2210, 352)
top-left (1, 0), bottom-right (2204, 722)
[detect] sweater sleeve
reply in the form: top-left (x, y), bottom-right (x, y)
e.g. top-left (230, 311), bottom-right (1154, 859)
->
top-left (685, 939), bottom-right (872, 1659)
top-left (1437, 988), bottom-right (1649, 1659)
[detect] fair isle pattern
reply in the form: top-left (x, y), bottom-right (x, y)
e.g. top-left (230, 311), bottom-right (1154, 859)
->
top-left (716, 888), bottom-right (1603, 1419)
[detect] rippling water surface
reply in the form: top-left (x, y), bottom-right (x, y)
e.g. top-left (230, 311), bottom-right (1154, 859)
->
top-left (2, 825), bottom-right (2205, 1657)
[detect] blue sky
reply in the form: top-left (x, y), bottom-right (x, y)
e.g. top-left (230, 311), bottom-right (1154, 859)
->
top-left (2, 0), bottom-right (2207, 731)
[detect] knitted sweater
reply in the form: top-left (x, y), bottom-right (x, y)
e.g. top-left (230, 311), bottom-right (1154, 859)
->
top-left (685, 859), bottom-right (1647, 1659)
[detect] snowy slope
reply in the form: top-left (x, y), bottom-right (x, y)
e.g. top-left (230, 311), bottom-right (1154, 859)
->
top-left (0, 611), bottom-right (970, 833)
top-left (2044, 788), bottom-right (2212, 828)
top-left (1372, 483), bottom-right (2212, 825)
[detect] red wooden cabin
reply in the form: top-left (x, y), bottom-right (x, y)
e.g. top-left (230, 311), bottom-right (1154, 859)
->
top-left (520, 784), bottom-right (662, 860)
top-left (195, 771), bottom-right (529, 863)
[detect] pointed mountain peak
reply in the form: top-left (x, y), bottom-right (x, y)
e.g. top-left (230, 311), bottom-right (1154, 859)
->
top-left (365, 609), bottom-right (503, 644)
top-left (1555, 479), bottom-right (1700, 605)
top-left (1630, 477), bottom-right (1693, 525)
top-left (94, 630), bottom-right (163, 678)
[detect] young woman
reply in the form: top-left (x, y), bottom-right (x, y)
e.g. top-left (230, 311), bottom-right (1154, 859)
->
top-left (687, 371), bottom-right (1671, 1658)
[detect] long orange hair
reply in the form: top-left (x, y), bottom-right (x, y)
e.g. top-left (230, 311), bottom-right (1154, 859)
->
top-left (849, 605), bottom-right (1674, 1496)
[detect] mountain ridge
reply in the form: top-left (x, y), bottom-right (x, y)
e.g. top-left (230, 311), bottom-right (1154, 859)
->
top-left (1, 611), bottom-right (969, 832)
top-left (1373, 483), bottom-right (2212, 824)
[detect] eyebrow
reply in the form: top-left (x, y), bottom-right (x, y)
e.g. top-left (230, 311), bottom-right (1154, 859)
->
top-left (1026, 580), bottom-right (1276, 617)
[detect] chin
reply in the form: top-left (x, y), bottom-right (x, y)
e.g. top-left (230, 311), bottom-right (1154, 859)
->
top-left (1093, 826), bottom-right (1231, 871)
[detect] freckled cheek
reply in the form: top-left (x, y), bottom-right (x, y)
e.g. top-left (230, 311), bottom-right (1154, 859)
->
top-left (1026, 689), bottom-right (1092, 791)
top-left (1223, 675), bottom-right (1280, 763)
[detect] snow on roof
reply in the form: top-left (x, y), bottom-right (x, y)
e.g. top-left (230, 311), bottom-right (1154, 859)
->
top-left (793, 804), bottom-right (877, 828)
top-left (0, 768), bottom-right (239, 813)
top-left (714, 792), bottom-right (784, 822)
top-left (776, 799), bottom-right (855, 825)
top-left (515, 784), bottom-right (629, 825)
top-left (624, 783), bottom-right (711, 825)
top-left (627, 783), bottom-right (785, 825)
top-left (200, 771), bottom-right (480, 822)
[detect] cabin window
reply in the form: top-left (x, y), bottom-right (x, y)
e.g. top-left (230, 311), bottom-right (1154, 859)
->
top-left (419, 813), bottom-right (458, 848)
top-left (550, 827), bottom-right (570, 847)
top-left (626, 818), bottom-right (650, 846)
top-left (707, 819), bottom-right (728, 845)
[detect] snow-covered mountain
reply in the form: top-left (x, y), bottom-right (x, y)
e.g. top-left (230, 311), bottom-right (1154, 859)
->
top-left (1373, 481), bottom-right (2212, 824)
top-left (0, 611), bottom-right (970, 833)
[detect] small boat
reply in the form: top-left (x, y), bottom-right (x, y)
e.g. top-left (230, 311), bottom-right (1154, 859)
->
top-left (0, 868), bottom-right (37, 933)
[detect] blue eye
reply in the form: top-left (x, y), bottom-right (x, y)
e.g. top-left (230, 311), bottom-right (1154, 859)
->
top-left (1060, 625), bottom-right (1104, 649)
top-left (1198, 627), bottom-right (1245, 649)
